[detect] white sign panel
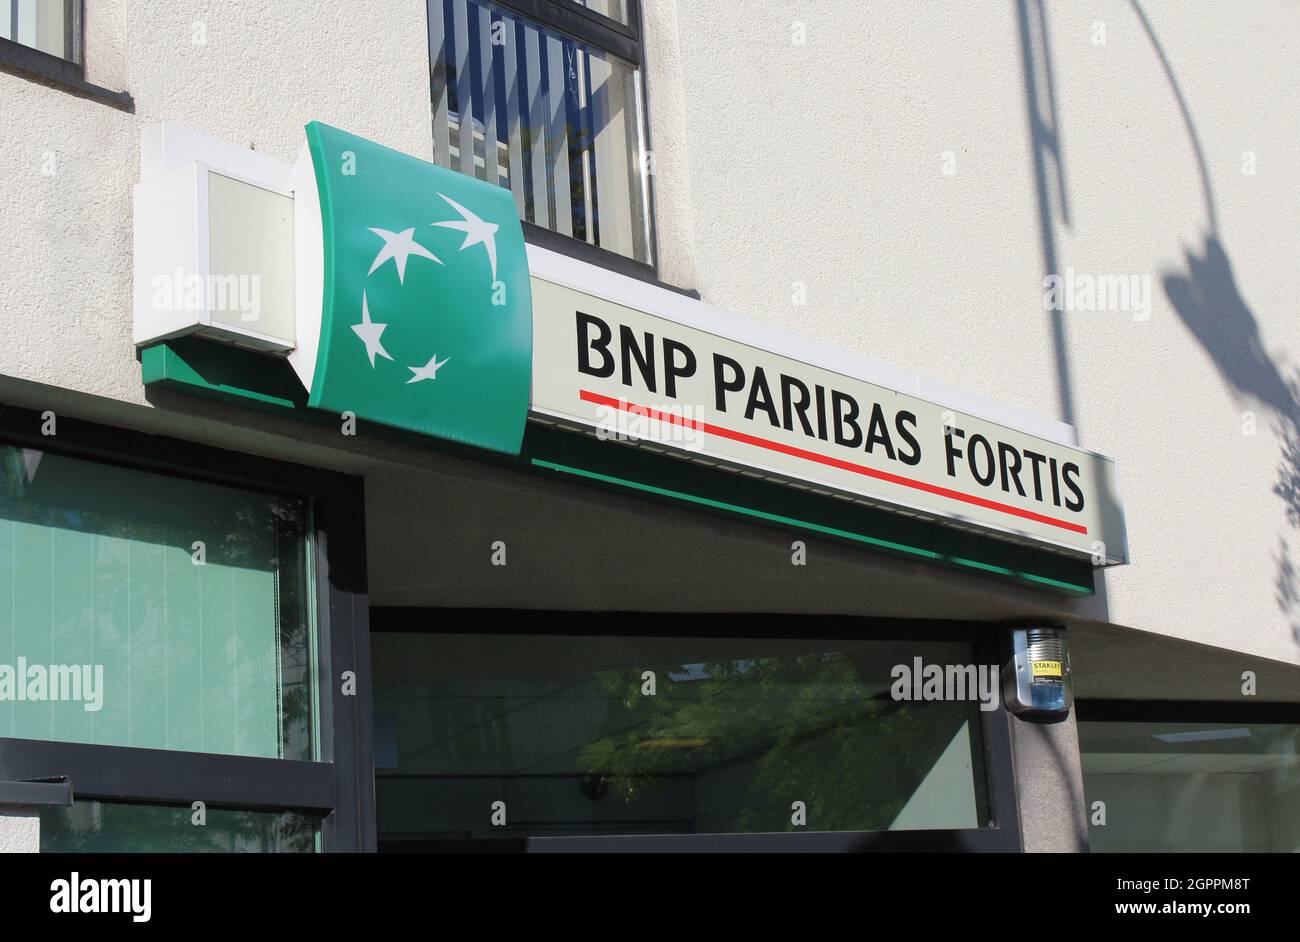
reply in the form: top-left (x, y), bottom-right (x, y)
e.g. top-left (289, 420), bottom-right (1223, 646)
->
top-left (530, 276), bottom-right (1127, 564)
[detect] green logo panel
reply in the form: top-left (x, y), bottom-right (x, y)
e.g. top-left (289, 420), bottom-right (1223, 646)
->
top-left (305, 121), bottom-right (532, 454)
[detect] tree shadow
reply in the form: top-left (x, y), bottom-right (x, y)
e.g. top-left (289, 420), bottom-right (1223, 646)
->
top-left (1272, 387), bottom-right (1300, 643)
top-left (1129, 0), bottom-right (1300, 649)
top-left (1164, 240), bottom-right (1300, 645)
top-left (1017, 0), bottom-right (1300, 649)
top-left (1128, 0), bottom-right (1300, 647)
top-left (1162, 237), bottom-right (1297, 422)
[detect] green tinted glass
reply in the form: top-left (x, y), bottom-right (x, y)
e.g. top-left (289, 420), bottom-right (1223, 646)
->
top-left (40, 801), bottom-right (317, 852)
top-left (373, 632), bottom-right (991, 844)
top-left (0, 445), bottom-right (315, 760)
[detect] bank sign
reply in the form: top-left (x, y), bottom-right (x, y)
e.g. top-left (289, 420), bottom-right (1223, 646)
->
top-left (528, 278), bottom-right (1127, 563)
top-left (290, 122), bottom-right (532, 454)
top-left (146, 121), bottom-right (1123, 565)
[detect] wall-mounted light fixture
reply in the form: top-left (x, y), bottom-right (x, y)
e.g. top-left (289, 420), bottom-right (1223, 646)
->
top-left (1003, 624), bottom-right (1072, 722)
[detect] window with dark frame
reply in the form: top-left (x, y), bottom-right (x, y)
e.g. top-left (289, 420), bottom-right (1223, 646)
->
top-left (0, 0), bottom-right (131, 109)
top-left (369, 611), bottom-right (1022, 851)
top-left (427, 0), bottom-right (655, 269)
top-left (0, 0), bottom-right (79, 62)
top-left (0, 410), bottom-right (374, 852)
top-left (1077, 700), bottom-right (1300, 853)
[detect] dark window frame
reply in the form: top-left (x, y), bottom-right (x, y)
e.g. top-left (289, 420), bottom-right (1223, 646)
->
top-left (0, 1), bottom-right (133, 111)
top-left (0, 403), bottom-right (374, 851)
top-left (426, 0), bottom-right (664, 284)
top-left (494, 0), bottom-right (642, 63)
top-left (370, 608), bottom-right (1023, 853)
top-left (1076, 699), bottom-right (1300, 724)
top-left (1075, 698), bottom-right (1300, 854)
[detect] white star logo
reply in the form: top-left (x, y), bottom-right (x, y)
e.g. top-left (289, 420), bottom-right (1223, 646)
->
top-left (353, 194), bottom-right (503, 391)
top-left (406, 353), bottom-right (450, 384)
top-left (367, 227), bottom-right (442, 284)
top-left (351, 292), bottom-right (393, 368)
top-left (433, 193), bottom-right (499, 282)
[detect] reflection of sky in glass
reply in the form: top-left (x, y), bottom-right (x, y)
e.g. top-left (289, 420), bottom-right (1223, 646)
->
top-left (1154, 727), bottom-right (1251, 744)
top-left (668, 659), bottom-right (758, 682)
top-left (569, 0), bottom-right (628, 26)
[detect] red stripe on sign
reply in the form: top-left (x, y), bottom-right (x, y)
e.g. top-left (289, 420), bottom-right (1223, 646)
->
top-left (578, 389), bottom-right (1089, 535)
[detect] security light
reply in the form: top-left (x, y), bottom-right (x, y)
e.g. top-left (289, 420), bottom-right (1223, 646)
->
top-left (1003, 625), bottom-right (1073, 722)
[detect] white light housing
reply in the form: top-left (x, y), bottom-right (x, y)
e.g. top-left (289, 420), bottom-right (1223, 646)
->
top-left (133, 151), bottom-right (296, 353)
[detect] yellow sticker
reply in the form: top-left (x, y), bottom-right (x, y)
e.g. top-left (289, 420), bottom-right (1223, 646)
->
top-left (1032, 660), bottom-right (1063, 677)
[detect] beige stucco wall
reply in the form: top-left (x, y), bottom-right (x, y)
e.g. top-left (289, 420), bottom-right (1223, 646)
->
top-left (659, 0), bottom-right (1300, 666)
top-left (0, 1), bottom-right (1296, 670)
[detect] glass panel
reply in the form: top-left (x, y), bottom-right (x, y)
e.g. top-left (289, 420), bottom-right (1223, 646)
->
top-left (0, 446), bottom-right (315, 761)
top-left (1079, 720), bottom-right (1300, 852)
top-left (1, 0), bottom-right (75, 61)
top-left (429, 0), bottom-right (653, 264)
top-left (373, 632), bottom-right (991, 846)
top-left (571, 0), bottom-right (629, 27)
top-left (40, 801), bottom-right (317, 852)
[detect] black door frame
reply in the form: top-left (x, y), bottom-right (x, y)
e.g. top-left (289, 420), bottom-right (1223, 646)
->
top-left (0, 403), bottom-right (375, 852)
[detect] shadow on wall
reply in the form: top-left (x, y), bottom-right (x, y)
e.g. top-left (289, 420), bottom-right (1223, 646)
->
top-left (1164, 238), bottom-right (1298, 420)
top-left (1016, 0), bottom-right (1119, 615)
top-left (1269, 382), bottom-right (1300, 646)
top-left (1163, 239), bottom-right (1300, 647)
top-left (1015, 0), bottom-right (1075, 430)
top-left (1125, 1), bottom-right (1300, 650)
top-left (1017, 1), bottom-right (1298, 646)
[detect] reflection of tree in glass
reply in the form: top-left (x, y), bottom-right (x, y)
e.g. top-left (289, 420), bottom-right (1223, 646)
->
top-left (576, 653), bottom-right (975, 833)
top-left (0, 449), bottom-right (315, 761)
top-left (39, 802), bottom-right (316, 853)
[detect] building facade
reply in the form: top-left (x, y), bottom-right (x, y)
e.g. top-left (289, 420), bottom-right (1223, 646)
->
top-left (0, 0), bottom-right (1296, 852)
